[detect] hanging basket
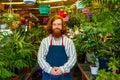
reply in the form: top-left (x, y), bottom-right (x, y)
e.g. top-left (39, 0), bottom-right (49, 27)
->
top-left (23, 0), bottom-right (36, 4)
top-left (38, 5), bottom-right (50, 15)
top-left (75, 1), bottom-right (84, 10)
top-left (58, 9), bottom-right (67, 18)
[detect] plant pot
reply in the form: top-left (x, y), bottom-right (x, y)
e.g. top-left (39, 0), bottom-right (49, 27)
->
top-left (75, 0), bottom-right (84, 10)
top-left (98, 56), bottom-right (109, 70)
top-left (90, 65), bottom-right (99, 75)
top-left (38, 5), bottom-right (50, 15)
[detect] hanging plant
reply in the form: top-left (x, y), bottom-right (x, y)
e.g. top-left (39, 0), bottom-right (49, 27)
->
top-left (0, 13), bottom-right (18, 22)
top-left (58, 9), bottom-right (67, 18)
top-left (64, 4), bottom-right (75, 13)
top-left (75, 0), bottom-right (85, 10)
top-left (92, 1), bottom-right (101, 8)
top-left (38, 5), bottom-right (50, 15)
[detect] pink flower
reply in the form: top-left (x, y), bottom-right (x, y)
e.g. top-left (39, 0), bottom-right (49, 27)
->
top-left (64, 15), bottom-right (69, 21)
top-left (82, 8), bottom-right (89, 14)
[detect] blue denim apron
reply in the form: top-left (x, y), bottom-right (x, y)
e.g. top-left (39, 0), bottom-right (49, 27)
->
top-left (42, 36), bottom-right (72, 80)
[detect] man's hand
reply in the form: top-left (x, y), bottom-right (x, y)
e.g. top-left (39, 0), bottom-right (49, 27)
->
top-left (50, 67), bottom-right (57, 75)
top-left (50, 67), bottom-right (62, 75)
top-left (54, 67), bottom-right (62, 75)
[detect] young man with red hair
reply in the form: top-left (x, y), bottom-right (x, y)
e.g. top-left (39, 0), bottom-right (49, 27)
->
top-left (38, 15), bottom-right (77, 80)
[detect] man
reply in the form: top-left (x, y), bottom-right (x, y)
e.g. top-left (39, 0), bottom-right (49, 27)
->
top-left (38, 15), bottom-right (77, 80)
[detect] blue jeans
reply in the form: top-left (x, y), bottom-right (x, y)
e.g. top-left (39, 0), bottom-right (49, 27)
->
top-left (42, 72), bottom-right (72, 80)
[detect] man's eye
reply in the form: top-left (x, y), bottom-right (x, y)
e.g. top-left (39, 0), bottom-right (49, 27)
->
top-left (53, 23), bottom-right (62, 26)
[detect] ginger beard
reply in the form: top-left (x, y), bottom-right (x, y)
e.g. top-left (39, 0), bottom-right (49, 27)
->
top-left (52, 28), bottom-right (62, 38)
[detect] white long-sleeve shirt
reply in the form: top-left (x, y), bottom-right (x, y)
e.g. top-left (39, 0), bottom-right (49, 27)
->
top-left (37, 34), bottom-right (77, 74)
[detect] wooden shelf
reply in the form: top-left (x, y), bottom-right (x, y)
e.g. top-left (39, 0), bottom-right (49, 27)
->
top-left (77, 63), bottom-right (91, 80)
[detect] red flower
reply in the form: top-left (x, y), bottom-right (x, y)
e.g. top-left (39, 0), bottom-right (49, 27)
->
top-left (58, 9), bottom-right (67, 18)
top-left (43, 17), bottom-right (49, 23)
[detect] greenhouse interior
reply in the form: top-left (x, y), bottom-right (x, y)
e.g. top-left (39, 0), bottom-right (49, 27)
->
top-left (0, 0), bottom-right (120, 80)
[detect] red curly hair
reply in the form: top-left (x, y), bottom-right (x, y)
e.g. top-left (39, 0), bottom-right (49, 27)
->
top-left (46, 15), bottom-right (68, 35)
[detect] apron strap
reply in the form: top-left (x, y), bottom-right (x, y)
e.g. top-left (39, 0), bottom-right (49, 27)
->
top-left (62, 36), bottom-right (64, 46)
top-left (50, 38), bottom-right (52, 45)
top-left (50, 36), bottom-right (64, 46)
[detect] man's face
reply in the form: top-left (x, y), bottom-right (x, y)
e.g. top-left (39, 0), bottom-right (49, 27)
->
top-left (52, 19), bottom-right (62, 38)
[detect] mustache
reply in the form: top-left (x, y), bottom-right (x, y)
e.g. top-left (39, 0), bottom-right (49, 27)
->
top-left (53, 28), bottom-right (62, 31)
top-left (54, 28), bottom-right (61, 30)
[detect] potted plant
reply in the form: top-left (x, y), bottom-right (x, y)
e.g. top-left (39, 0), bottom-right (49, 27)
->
top-left (0, 26), bottom-right (34, 79)
top-left (0, 20), bottom-right (47, 80)
top-left (76, 0), bottom-right (120, 77)
top-left (89, 53), bottom-right (99, 75)
top-left (0, 13), bottom-right (18, 22)
top-left (66, 12), bottom-right (81, 29)
top-left (73, 33), bottom-right (86, 63)
top-left (38, 5), bottom-right (50, 15)
top-left (24, 24), bottom-right (47, 58)
top-left (96, 69), bottom-right (120, 80)
top-left (96, 57), bottom-right (120, 80)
